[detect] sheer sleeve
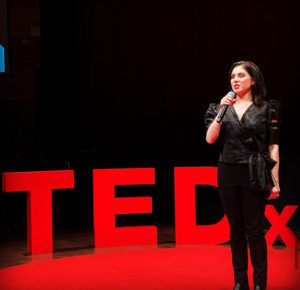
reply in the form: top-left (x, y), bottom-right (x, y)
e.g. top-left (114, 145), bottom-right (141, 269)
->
top-left (204, 103), bottom-right (219, 130)
top-left (267, 99), bottom-right (281, 145)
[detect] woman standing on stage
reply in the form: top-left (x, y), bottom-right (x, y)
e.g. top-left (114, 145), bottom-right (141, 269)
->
top-left (205, 61), bottom-right (281, 290)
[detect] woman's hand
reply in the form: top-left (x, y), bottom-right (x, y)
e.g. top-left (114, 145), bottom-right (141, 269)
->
top-left (268, 144), bottom-right (280, 200)
top-left (268, 184), bottom-right (280, 200)
top-left (220, 94), bottom-right (236, 108)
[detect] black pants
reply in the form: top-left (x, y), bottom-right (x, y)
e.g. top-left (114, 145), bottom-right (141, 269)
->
top-left (217, 162), bottom-right (268, 288)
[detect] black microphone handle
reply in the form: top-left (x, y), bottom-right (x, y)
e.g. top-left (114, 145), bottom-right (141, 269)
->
top-left (216, 105), bottom-right (229, 123)
top-left (216, 91), bottom-right (236, 123)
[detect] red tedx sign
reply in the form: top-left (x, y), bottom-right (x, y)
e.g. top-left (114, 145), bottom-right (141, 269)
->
top-left (2, 167), bottom-right (299, 254)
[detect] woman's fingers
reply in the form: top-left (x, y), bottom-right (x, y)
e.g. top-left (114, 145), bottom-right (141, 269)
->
top-left (267, 187), bottom-right (280, 200)
top-left (221, 96), bottom-right (236, 107)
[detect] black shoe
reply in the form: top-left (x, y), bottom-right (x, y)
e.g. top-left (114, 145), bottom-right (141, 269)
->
top-left (233, 283), bottom-right (250, 290)
top-left (254, 286), bottom-right (266, 290)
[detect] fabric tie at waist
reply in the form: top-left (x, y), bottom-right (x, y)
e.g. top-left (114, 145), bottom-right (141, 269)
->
top-left (249, 152), bottom-right (276, 192)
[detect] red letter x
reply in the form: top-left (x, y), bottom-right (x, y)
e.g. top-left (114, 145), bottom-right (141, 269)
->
top-left (265, 205), bottom-right (299, 247)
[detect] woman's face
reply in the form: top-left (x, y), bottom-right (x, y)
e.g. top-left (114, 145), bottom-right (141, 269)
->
top-left (230, 65), bottom-right (255, 96)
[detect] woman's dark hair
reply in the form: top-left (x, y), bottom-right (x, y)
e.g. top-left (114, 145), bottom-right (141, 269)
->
top-left (229, 61), bottom-right (267, 105)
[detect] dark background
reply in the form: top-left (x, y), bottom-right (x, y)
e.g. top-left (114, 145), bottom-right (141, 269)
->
top-left (0, 0), bottom-right (10, 73)
top-left (0, 0), bottom-right (299, 242)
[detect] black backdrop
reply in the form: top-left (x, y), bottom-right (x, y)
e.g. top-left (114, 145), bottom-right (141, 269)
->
top-left (2, 0), bottom-right (300, 238)
top-left (38, 0), bottom-right (300, 154)
top-left (0, 0), bottom-right (9, 73)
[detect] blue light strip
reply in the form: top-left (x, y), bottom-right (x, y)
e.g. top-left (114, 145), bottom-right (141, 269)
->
top-left (0, 44), bottom-right (5, 72)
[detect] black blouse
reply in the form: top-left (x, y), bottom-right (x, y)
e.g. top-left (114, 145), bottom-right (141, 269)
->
top-left (204, 99), bottom-right (281, 191)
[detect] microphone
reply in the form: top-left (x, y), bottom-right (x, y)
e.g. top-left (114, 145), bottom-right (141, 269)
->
top-left (216, 91), bottom-right (236, 123)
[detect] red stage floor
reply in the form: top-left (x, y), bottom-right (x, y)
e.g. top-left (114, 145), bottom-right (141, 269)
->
top-left (0, 245), bottom-right (299, 289)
